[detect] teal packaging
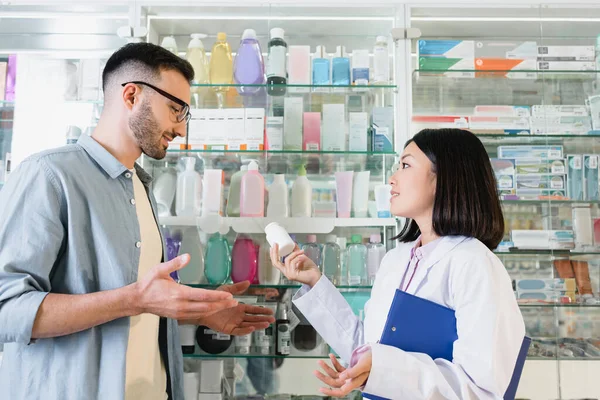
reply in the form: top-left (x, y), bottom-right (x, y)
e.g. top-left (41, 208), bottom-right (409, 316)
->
top-left (372, 107), bottom-right (394, 152)
top-left (567, 155), bottom-right (584, 201)
top-left (584, 155), bottom-right (599, 200)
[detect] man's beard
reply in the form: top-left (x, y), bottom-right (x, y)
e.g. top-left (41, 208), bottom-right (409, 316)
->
top-left (129, 100), bottom-right (168, 160)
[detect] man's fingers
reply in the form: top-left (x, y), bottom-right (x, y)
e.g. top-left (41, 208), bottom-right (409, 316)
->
top-left (242, 304), bottom-right (275, 316)
top-left (218, 281), bottom-right (250, 294)
top-left (157, 254), bottom-right (190, 275)
top-left (240, 313), bottom-right (276, 324)
top-left (231, 327), bottom-right (256, 336)
top-left (179, 286), bottom-right (234, 302)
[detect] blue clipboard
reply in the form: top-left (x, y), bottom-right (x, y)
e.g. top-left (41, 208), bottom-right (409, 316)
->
top-left (363, 289), bottom-right (530, 400)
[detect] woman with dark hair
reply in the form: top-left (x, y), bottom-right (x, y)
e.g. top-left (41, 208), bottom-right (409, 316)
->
top-left (271, 128), bottom-right (525, 399)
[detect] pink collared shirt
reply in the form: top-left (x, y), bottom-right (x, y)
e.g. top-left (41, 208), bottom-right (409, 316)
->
top-left (349, 235), bottom-right (442, 371)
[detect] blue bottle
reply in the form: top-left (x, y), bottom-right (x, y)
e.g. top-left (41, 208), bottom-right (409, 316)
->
top-left (331, 46), bottom-right (350, 86)
top-left (312, 45), bottom-right (330, 86)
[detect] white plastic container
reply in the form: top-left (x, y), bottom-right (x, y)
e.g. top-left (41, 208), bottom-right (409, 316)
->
top-left (202, 169), bottom-right (224, 216)
top-left (264, 222), bottom-right (295, 257)
top-left (176, 157), bottom-right (202, 217)
top-left (153, 165), bottom-right (177, 217)
top-left (226, 165), bottom-right (247, 217)
top-left (240, 161), bottom-right (265, 217)
top-left (267, 174), bottom-right (289, 217)
top-left (352, 171), bottom-right (370, 217)
top-left (291, 165), bottom-right (312, 217)
top-left (258, 240), bottom-right (281, 285)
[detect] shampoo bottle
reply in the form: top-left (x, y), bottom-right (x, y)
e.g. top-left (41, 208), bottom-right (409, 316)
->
top-left (240, 161), bottom-right (265, 217)
top-left (291, 165), bottom-right (312, 217)
top-left (234, 29), bottom-right (265, 95)
top-left (187, 33), bottom-right (209, 86)
top-left (204, 233), bottom-right (232, 285)
top-left (231, 234), bottom-right (259, 284)
top-left (227, 165), bottom-right (248, 217)
top-left (176, 157), bottom-right (202, 217)
top-left (267, 174), bottom-right (289, 217)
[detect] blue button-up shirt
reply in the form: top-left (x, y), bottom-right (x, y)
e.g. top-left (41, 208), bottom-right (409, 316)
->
top-left (0, 134), bottom-right (184, 400)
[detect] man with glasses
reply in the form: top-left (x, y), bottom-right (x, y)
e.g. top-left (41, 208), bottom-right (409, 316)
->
top-left (0, 42), bottom-right (274, 400)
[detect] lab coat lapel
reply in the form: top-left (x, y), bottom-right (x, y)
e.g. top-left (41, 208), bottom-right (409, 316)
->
top-left (405, 236), bottom-right (468, 295)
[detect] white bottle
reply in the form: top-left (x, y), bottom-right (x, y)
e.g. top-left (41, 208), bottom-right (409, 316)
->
top-left (240, 161), bottom-right (265, 218)
top-left (258, 240), bottom-right (281, 285)
top-left (227, 165), bottom-right (247, 217)
top-left (267, 174), bottom-right (289, 218)
top-left (373, 36), bottom-right (390, 84)
top-left (153, 164), bottom-right (177, 217)
top-left (187, 33), bottom-right (209, 85)
top-left (366, 234), bottom-right (385, 285)
top-left (161, 36), bottom-right (178, 55)
top-left (176, 157), bottom-right (202, 217)
top-left (291, 165), bottom-right (312, 217)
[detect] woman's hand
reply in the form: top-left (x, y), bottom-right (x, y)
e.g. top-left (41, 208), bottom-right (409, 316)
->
top-left (315, 352), bottom-right (372, 397)
top-left (270, 244), bottom-right (322, 287)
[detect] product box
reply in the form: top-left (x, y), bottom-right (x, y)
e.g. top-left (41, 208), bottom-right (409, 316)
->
top-left (188, 108), bottom-right (209, 149)
top-left (418, 57), bottom-right (475, 78)
top-left (199, 359), bottom-right (224, 393)
top-left (283, 97), bottom-right (304, 151)
top-left (469, 116), bottom-right (530, 134)
top-left (532, 105), bottom-right (589, 118)
top-left (515, 158), bottom-right (566, 175)
top-left (412, 115), bottom-right (469, 132)
top-left (474, 58), bottom-right (537, 79)
top-left (348, 112), bottom-right (369, 152)
top-left (537, 45), bottom-right (595, 61)
top-left (584, 155), bottom-right (599, 201)
top-left (474, 105), bottom-right (530, 117)
top-left (567, 154), bottom-right (584, 201)
top-left (511, 229), bottom-right (575, 250)
top-left (226, 108), bottom-right (246, 150)
top-left (203, 109), bottom-right (228, 150)
top-left (244, 108), bottom-right (265, 151)
top-left (288, 45), bottom-right (311, 91)
top-left (418, 40), bottom-right (475, 58)
top-left (322, 103), bottom-right (346, 151)
top-left (588, 95), bottom-right (600, 130)
top-left (515, 189), bottom-right (568, 200)
top-left (516, 278), bottom-right (576, 292)
top-left (372, 107), bottom-right (394, 153)
top-left (491, 158), bottom-right (515, 189)
top-left (537, 61), bottom-right (596, 71)
top-left (265, 116), bottom-right (283, 151)
top-left (498, 145), bottom-right (563, 160)
top-left (0, 62), bottom-right (7, 101)
top-left (531, 116), bottom-right (592, 135)
top-left (515, 174), bottom-right (565, 190)
top-left (474, 40), bottom-right (538, 59)
top-left (302, 112), bottom-right (321, 151)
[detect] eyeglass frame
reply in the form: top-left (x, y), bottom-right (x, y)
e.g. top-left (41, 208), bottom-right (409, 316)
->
top-left (121, 81), bottom-right (191, 124)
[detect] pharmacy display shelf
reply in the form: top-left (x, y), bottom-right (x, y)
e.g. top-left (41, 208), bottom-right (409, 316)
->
top-left (159, 216), bottom-right (398, 234)
top-left (186, 283), bottom-right (373, 291)
top-left (501, 199), bottom-right (600, 206)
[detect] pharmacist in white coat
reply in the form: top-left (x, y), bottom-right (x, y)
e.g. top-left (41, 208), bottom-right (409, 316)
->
top-left (271, 128), bottom-right (526, 400)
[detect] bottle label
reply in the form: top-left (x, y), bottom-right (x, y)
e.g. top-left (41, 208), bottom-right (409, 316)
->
top-left (277, 324), bottom-right (291, 355)
top-left (267, 45), bottom-right (287, 78)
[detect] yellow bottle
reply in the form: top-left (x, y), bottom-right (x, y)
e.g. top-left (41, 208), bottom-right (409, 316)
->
top-left (187, 33), bottom-right (209, 85)
top-left (209, 32), bottom-right (233, 92)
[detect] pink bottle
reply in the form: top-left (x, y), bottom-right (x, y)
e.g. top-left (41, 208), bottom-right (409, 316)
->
top-left (231, 234), bottom-right (259, 283)
top-left (240, 161), bottom-right (265, 217)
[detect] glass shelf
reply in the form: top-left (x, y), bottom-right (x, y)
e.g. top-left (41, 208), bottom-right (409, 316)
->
top-left (186, 283), bottom-right (373, 290)
top-left (167, 149), bottom-right (396, 156)
top-left (183, 353), bottom-right (330, 359)
top-left (414, 69), bottom-right (600, 78)
top-left (501, 199), bottom-right (600, 205)
top-left (494, 249), bottom-right (600, 261)
top-left (475, 133), bottom-right (600, 147)
top-left (191, 83), bottom-right (397, 89)
top-left (518, 303), bottom-right (600, 308)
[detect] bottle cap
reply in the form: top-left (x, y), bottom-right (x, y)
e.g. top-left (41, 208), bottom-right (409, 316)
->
top-left (351, 234), bottom-right (362, 244)
top-left (242, 29), bottom-right (257, 40)
top-left (326, 234), bottom-right (337, 243)
top-left (189, 33), bottom-right (207, 49)
top-left (298, 165), bottom-right (307, 176)
top-left (306, 235), bottom-right (317, 243)
top-left (370, 234), bottom-right (381, 243)
top-left (217, 32), bottom-right (227, 41)
top-left (248, 161), bottom-right (259, 171)
top-left (184, 157), bottom-right (196, 170)
top-left (270, 28), bottom-right (285, 40)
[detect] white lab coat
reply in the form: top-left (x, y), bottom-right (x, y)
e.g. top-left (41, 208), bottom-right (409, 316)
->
top-left (293, 235), bottom-right (525, 400)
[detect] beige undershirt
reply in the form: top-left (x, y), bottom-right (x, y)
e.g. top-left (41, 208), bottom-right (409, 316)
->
top-left (125, 169), bottom-right (167, 400)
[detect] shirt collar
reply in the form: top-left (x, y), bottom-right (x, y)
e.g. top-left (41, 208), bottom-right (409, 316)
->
top-left (411, 235), bottom-right (443, 261)
top-left (77, 134), bottom-right (153, 185)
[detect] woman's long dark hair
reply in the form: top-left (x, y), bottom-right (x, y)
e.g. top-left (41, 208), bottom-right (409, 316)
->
top-left (395, 128), bottom-right (505, 250)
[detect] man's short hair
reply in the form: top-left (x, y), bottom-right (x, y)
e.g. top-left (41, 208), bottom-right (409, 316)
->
top-left (102, 42), bottom-right (194, 92)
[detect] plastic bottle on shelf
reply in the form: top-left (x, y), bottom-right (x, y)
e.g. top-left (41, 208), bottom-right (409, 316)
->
top-left (336, 237), bottom-right (348, 285)
top-left (234, 29), bottom-right (265, 95)
top-left (204, 233), bottom-right (231, 285)
top-left (186, 33), bottom-right (210, 86)
top-left (301, 235), bottom-right (322, 271)
top-left (227, 164), bottom-right (248, 217)
top-left (175, 157), bottom-right (202, 217)
top-left (160, 36), bottom-right (178, 55)
top-left (322, 235), bottom-right (341, 285)
top-left (209, 32), bottom-right (233, 88)
top-left (347, 235), bottom-right (367, 286)
top-left (240, 161), bottom-right (265, 217)
top-left (266, 28), bottom-right (287, 96)
top-left (373, 36), bottom-right (390, 84)
top-left (276, 303), bottom-right (291, 356)
top-left (231, 234), bottom-right (259, 284)
top-left (291, 165), bottom-right (312, 217)
top-left (153, 163), bottom-right (177, 217)
top-left (258, 239), bottom-right (281, 285)
top-left (366, 234), bottom-right (385, 285)
top-left (312, 45), bottom-right (330, 86)
top-left (267, 174), bottom-right (289, 218)
top-left (179, 229), bottom-right (205, 285)
top-left (331, 46), bottom-right (350, 86)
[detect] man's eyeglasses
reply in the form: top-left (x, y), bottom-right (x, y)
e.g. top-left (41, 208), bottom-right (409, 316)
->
top-left (121, 81), bottom-right (191, 124)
